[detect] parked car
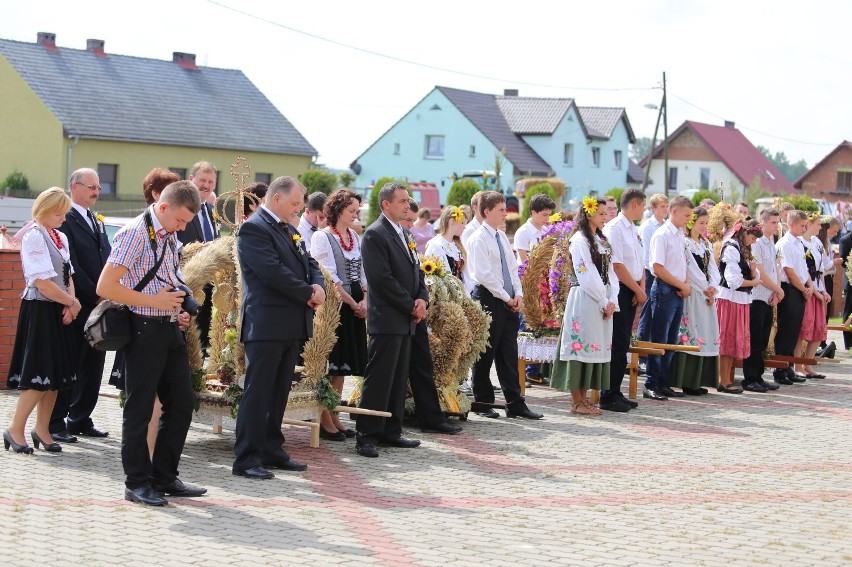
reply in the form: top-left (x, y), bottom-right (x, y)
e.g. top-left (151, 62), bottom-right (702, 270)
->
top-left (102, 216), bottom-right (134, 244)
top-left (409, 182), bottom-right (441, 218)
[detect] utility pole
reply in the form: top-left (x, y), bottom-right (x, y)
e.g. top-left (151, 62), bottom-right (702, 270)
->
top-left (662, 72), bottom-right (669, 197)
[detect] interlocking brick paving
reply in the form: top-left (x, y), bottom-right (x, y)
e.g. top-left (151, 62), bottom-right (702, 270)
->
top-left (2, 335), bottom-right (851, 566)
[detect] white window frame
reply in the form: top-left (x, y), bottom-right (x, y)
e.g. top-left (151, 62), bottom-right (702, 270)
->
top-left (563, 143), bottom-right (573, 166)
top-left (425, 135), bottom-right (445, 159)
top-left (591, 147), bottom-right (601, 168)
top-left (613, 150), bottom-right (622, 170)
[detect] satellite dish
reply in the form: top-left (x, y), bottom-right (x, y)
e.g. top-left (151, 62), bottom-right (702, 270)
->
top-left (350, 162), bottom-right (362, 175)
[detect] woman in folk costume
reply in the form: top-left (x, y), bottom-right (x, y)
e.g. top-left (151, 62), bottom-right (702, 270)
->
top-left (795, 213), bottom-right (831, 378)
top-left (670, 207), bottom-right (721, 395)
top-left (716, 218), bottom-right (763, 393)
top-left (550, 197), bottom-right (618, 415)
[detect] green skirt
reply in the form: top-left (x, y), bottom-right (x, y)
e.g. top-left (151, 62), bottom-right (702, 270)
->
top-left (550, 330), bottom-right (611, 391)
top-left (669, 353), bottom-right (719, 389)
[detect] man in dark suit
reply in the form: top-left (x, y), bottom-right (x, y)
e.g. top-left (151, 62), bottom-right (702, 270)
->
top-left (356, 183), bottom-right (430, 458)
top-left (840, 229), bottom-right (852, 350)
top-left (49, 168), bottom-right (112, 442)
top-left (233, 176), bottom-right (325, 479)
top-left (177, 161), bottom-right (219, 352)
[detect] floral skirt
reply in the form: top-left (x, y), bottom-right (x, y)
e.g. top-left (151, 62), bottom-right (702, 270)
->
top-left (799, 295), bottom-right (827, 342)
top-left (551, 327), bottom-right (611, 391)
top-left (716, 298), bottom-right (750, 359)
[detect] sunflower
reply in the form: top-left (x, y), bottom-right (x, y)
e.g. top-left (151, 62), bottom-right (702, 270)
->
top-left (95, 213), bottom-right (105, 223)
top-left (421, 259), bottom-right (438, 275)
top-left (292, 233), bottom-right (302, 242)
top-left (548, 212), bottom-right (562, 223)
top-left (450, 207), bottom-right (465, 223)
top-left (582, 196), bottom-right (598, 216)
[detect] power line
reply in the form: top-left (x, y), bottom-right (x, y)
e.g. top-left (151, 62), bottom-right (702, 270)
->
top-left (668, 91), bottom-right (835, 147)
top-left (204, 0), bottom-right (655, 93)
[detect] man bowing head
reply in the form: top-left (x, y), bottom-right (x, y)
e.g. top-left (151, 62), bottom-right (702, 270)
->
top-left (233, 176), bottom-right (325, 479)
top-left (356, 183), bottom-right (429, 458)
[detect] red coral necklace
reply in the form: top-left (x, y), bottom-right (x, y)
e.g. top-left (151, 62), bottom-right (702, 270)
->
top-left (332, 225), bottom-right (354, 252)
top-left (48, 228), bottom-right (63, 250)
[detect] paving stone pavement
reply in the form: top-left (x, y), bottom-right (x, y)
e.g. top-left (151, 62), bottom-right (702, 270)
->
top-left (2, 334), bottom-right (852, 567)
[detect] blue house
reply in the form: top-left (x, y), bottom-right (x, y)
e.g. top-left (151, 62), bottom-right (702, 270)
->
top-left (350, 86), bottom-right (638, 204)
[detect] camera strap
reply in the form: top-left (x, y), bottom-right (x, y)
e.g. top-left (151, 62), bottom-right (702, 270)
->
top-left (139, 209), bottom-right (176, 292)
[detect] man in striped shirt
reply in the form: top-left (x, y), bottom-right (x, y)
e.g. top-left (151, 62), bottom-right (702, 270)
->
top-left (97, 181), bottom-right (206, 507)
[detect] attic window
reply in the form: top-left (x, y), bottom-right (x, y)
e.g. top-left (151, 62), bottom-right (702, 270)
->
top-left (429, 104), bottom-right (442, 111)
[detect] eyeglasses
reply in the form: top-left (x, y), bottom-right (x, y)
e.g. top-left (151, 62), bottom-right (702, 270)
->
top-left (76, 182), bottom-right (102, 191)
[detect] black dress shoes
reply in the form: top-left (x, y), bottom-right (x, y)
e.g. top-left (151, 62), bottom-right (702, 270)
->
top-left (264, 458), bottom-right (308, 472)
top-left (788, 374), bottom-right (807, 383)
top-left (475, 408), bottom-right (500, 419)
top-left (659, 386), bottom-right (685, 398)
top-left (319, 427), bottom-right (346, 442)
top-left (759, 379), bottom-right (780, 390)
top-left (599, 397), bottom-right (631, 412)
top-left (381, 436), bottom-right (421, 448)
top-left (339, 428), bottom-right (356, 438)
top-left (743, 382), bottom-right (769, 393)
top-left (619, 393), bottom-right (639, 408)
top-left (421, 422), bottom-right (463, 435)
top-left (506, 406), bottom-right (544, 419)
top-left (356, 443), bottom-right (379, 458)
top-left (125, 486), bottom-right (168, 506)
top-left (682, 387), bottom-right (708, 396)
top-left (774, 375), bottom-right (793, 385)
top-left (233, 466), bottom-right (275, 479)
top-left (153, 479), bottom-right (207, 497)
top-left (51, 431), bottom-right (78, 443)
top-left (642, 388), bottom-right (668, 400)
top-left (31, 431), bottom-right (62, 452)
top-left (70, 425), bottom-right (109, 438)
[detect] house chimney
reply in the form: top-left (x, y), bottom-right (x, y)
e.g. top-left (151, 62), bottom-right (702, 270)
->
top-left (86, 39), bottom-right (106, 57)
top-left (724, 120), bottom-right (736, 129)
top-left (173, 52), bottom-right (198, 70)
top-left (503, 89), bottom-right (519, 97)
top-left (36, 32), bottom-right (57, 51)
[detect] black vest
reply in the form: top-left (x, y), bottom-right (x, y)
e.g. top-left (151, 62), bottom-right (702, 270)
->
top-left (719, 241), bottom-right (751, 293)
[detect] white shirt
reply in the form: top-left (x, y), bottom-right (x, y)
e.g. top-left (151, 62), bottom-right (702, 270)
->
top-left (719, 241), bottom-right (754, 305)
top-left (513, 220), bottom-right (545, 260)
top-left (603, 213), bottom-right (644, 282)
top-left (71, 202), bottom-right (95, 232)
top-left (685, 237), bottom-right (720, 292)
top-left (468, 222), bottom-right (523, 302)
top-left (260, 204), bottom-right (282, 223)
top-left (309, 228), bottom-right (367, 288)
top-left (424, 234), bottom-right (463, 278)
top-left (20, 225), bottom-right (73, 286)
top-left (752, 235), bottom-right (780, 304)
top-left (639, 216), bottom-right (664, 270)
top-left (461, 217), bottom-right (481, 250)
top-left (297, 215), bottom-right (319, 254)
top-left (381, 213), bottom-right (410, 251)
top-left (776, 232), bottom-right (809, 286)
top-left (196, 203), bottom-right (216, 242)
top-left (650, 220), bottom-right (687, 282)
top-left (569, 232), bottom-right (619, 310)
top-left (802, 235), bottom-right (828, 292)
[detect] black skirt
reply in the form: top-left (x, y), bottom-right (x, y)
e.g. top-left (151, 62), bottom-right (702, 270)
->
top-left (7, 299), bottom-right (78, 391)
top-left (328, 282), bottom-right (368, 377)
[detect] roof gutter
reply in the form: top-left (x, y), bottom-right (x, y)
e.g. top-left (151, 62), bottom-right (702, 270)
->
top-left (66, 134), bottom-right (80, 186)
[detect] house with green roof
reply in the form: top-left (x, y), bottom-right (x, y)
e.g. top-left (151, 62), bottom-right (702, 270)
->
top-left (0, 33), bottom-right (316, 210)
top-left (349, 86), bottom-right (640, 204)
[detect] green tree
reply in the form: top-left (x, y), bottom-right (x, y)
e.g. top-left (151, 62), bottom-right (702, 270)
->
top-left (521, 182), bottom-right (557, 223)
top-left (757, 145), bottom-right (809, 183)
top-left (605, 188), bottom-right (625, 209)
top-left (298, 169), bottom-right (338, 195)
top-left (744, 176), bottom-right (772, 213)
top-left (691, 190), bottom-right (720, 207)
top-left (1, 170), bottom-right (30, 192)
top-left (338, 172), bottom-right (356, 188)
top-left (779, 193), bottom-right (818, 212)
top-left (446, 178), bottom-right (480, 208)
top-left (368, 177), bottom-right (411, 225)
top-left (629, 137), bottom-right (653, 162)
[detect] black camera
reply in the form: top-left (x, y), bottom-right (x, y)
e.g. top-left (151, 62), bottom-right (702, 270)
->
top-left (172, 284), bottom-right (201, 317)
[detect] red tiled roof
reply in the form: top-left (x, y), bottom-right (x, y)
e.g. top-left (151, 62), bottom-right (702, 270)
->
top-left (793, 140), bottom-right (852, 189)
top-left (643, 121), bottom-right (796, 194)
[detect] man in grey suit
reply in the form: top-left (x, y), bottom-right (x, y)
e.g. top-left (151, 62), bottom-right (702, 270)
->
top-left (233, 176), bottom-right (325, 479)
top-left (356, 183), bottom-right (429, 458)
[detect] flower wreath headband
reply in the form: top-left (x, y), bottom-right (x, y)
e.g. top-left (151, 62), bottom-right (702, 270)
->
top-left (686, 212), bottom-right (698, 231)
top-left (582, 196), bottom-right (598, 216)
top-left (450, 207), bottom-right (465, 223)
top-left (731, 220), bottom-right (762, 237)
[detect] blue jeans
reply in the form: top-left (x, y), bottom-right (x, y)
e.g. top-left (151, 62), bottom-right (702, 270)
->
top-left (636, 269), bottom-right (655, 342)
top-left (644, 280), bottom-right (684, 391)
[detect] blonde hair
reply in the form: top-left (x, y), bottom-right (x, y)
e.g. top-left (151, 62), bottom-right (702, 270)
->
top-left (437, 205), bottom-right (467, 263)
top-left (190, 160), bottom-right (217, 176)
top-left (32, 187), bottom-right (72, 224)
top-left (649, 193), bottom-right (669, 208)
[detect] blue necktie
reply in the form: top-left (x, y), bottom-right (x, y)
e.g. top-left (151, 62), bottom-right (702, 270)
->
top-left (496, 232), bottom-right (515, 299)
top-left (201, 207), bottom-right (214, 242)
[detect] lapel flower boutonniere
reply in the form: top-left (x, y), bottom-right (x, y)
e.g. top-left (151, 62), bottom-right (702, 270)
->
top-left (212, 212), bottom-right (220, 223)
top-left (292, 232), bottom-right (305, 255)
top-left (95, 213), bottom-right (105, 224)
top-left (406, 233), bottom-right (417, 251)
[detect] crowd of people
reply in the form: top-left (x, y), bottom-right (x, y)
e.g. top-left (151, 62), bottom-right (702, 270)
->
top-left (3, 164), bottom-right (848, 507)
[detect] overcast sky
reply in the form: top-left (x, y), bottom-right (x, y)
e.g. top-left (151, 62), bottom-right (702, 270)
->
top-left (3, 0), bottom-right (849, 172)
